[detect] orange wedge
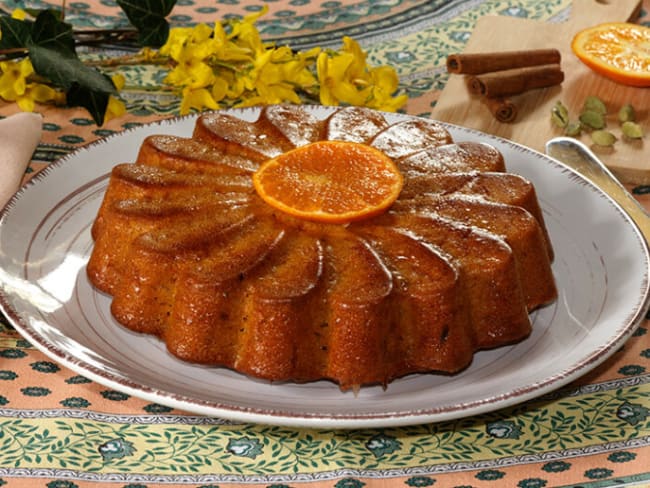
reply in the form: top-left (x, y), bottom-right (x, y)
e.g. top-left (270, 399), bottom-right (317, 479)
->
top-left (571, 22), bottom-right (650, 87)
top-left (253, 141), bottom-right (403, 223)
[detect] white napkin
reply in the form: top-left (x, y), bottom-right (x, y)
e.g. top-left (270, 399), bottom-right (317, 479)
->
top-left (0, 112), bottom-right (43, 209)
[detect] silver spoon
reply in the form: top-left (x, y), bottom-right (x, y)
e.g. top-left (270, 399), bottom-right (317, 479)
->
top-left (545, 136), bottom-right (650, 241)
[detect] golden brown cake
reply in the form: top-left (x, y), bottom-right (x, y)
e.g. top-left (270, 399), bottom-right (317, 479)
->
top-left (87, 104), bottom-right (557, 390)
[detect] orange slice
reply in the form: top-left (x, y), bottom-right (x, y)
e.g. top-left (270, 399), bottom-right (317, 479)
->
top-left (253, 140), bottom-right (403, 223)
top-left (571, 22), bottom-right (650, 87)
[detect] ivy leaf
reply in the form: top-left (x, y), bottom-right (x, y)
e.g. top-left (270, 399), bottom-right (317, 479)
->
top-left (0, 3), bottom-right (170, 124)
top-left (116, 0), bottom-right (176, 47)
top-left (29, 46), bottom-right (116, 93)
top-left (29, 45), bottom-right (117, 124)
top-left (31, 10), bottom-right (75, 56)
top-left (66, 83), bottom-right (110, 125)
top-left (135, 20), bottom-right (169, 49)
top-left (0, 16), bottom-right (32, 49)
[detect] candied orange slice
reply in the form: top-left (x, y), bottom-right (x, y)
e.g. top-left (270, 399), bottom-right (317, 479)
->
top-left (572, 22), bottom-right (650, 87)
top-left (253, 141), bottom-right (403, 223)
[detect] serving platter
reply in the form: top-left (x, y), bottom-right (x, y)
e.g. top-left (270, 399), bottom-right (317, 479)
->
top-left (0, 106), bottom-right (648, 429)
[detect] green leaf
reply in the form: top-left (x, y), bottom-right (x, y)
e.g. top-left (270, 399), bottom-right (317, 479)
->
top-left (0, 16), bottom-right (32, 49)
top-left (29, 45), bottom-right (115, 93)
top-left (66, 83), bottom-right (109, 125)
top-left (31, 10), bottom-right (75, 56)
top-left (29, 45), bottom-right (117, 124)
top-left (116, 0), bottom-right (175, 47)
top-left (137, 20), bottom-right (170, 48)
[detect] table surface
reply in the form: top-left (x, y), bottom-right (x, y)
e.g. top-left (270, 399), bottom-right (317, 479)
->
top-left (0, 1), bottom-right (649, 487)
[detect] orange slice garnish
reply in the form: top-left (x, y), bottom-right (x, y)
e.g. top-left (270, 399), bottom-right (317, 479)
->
top-left (253, 140), bottom-right (403, 223)
top-left (572, 22), bottom-right (650, 87)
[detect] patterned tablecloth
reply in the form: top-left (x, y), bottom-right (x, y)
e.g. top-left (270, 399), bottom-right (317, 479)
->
top-left (0, 1), bottom-right (649, 487)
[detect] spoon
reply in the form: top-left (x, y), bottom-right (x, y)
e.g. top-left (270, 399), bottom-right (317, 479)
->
top-left (545, 136), bottom-right (650, 241)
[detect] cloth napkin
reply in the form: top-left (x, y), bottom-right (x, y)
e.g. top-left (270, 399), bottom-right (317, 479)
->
top-left (0, 112), bottom-right (43, 209)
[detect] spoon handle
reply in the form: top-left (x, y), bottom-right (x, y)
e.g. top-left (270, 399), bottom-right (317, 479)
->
top-left (545, 136), bottom-right (650, 241)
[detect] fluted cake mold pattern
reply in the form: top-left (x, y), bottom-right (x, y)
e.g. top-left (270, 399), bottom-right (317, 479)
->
top-left (86, 105), bottom-right (558, 391)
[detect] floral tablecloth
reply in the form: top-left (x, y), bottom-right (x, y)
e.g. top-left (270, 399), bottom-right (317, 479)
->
top-left (0, 1), bottom-right (649, 487)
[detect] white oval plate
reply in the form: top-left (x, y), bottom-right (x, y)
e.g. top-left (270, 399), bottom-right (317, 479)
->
top-left (1, 106), bottom-right (648, 429)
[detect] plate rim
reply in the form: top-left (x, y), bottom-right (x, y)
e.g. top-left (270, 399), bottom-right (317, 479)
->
top-left (1, 106), bottom-right (649, 429)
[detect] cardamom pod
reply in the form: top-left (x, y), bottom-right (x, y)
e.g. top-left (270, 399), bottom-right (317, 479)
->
top-left (583, 95), bottom-right (607, 115)
top-left (621, 121), bottom-right (644, 139)
top-left (551, 101), bottom-right (569, 128)
top-left (579, 110), bottom-right (606, 130)
top-left (564, 121), bottom-right (582, 137)
top-left (591, 129), bottom-right (617, 146)
top-left (618, 104), bottom-right (636, 123)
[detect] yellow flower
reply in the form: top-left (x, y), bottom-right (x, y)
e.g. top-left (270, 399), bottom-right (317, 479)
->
top-left (225, 73), bottom-right (247, 100)
top-left (104, 96), bottom-right (127, 122)
top-left (103, 74), bottom-right (127, 123)
top-left (0, 58), bottom-right (34, 101)
top-left (165, 56), bottom-right (215, 89)
top-left (228, 6), bottom-right (269, 55)
top-left (0, 54), bottom-right (66, 111)
top-left (24, 83), bottom-right (58, 103)
top-left (316, 37), bottom-right (405, 111)
top-left (13, 89), bottom-right (35, 111)
top-left (160, 24), bottom-right (213, 61)
top-left (211, 77), bottom-right (229, 103)
top-left (162, 22), bottom-right (252, 92)
top-left (156, 8), bottom-right (406, 113)
top-left (16, 83), bottom-right (64, 111)
top-left (275, 47), bottom-right (319, 93)
top-left (159, 26), bottom-right (191, 57)
top-left (180, 86), bottom-right (220, 115)
top-left (234, 45), bottom-right (318, 106)
top-left (317, 50), bottom-right (368, 106)
top-left (212, 22), bottom-right (253, 62)
top-left (11, 9), bottom-right (27, 20)
top-left (341, 36), bottom-right (369, 81)
top-left (367, 66), bottom-right (408, 112)
top-left (112, 73), bottom-right (126, 92)
top-left (161, 24), bottom-right (219, 90)
top-left (317, 37), bottom-right (375, 106)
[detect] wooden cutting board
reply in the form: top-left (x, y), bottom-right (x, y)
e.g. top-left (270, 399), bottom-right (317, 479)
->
top-left (431, 0), bottom-right (650, 185)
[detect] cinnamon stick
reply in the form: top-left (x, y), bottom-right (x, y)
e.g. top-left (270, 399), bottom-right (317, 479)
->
top-left (467, 64), bottom-right (564, 98)
top-left (484, 97), bottom-right (517, 123)
top-left (446, 49), bottom-right (561, 74)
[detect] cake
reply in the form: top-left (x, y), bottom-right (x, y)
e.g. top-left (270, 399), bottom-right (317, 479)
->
top-left (87, 105), bottom-right (557, 390)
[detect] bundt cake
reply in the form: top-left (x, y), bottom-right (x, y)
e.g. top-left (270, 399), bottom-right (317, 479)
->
top-left (87, 105), bottom-right (557, 390)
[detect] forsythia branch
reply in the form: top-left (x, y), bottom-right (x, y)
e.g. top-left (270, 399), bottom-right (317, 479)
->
top-left (0, 3), bottom-right (407, 125)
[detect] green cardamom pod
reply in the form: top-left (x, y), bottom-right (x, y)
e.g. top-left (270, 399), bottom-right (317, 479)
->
top-left (551, 101), bottom-right (569, 128)
top-left (618, 104), bottom-right (636, 123)
top-left (579, 110), bottom-right (606, 130)
top-left (621, 121), bottom-right (644, 139)
top-left (591, 129), bottom-right (617, 146)
top-left (564, 121), bottom-right (582, 137)
top-left (583, 96), bottom-right (607, 115)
